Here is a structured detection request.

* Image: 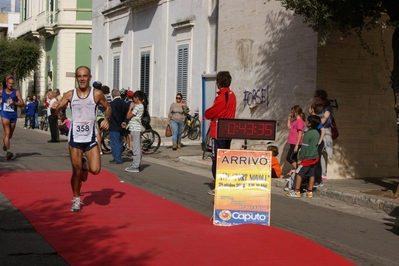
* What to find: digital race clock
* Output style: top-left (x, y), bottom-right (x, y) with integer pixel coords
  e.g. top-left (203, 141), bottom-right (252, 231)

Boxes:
top-left (217, 118), bottom-right (277, 141)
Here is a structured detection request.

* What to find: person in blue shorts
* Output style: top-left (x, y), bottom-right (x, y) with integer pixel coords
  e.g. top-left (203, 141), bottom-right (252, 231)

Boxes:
top-left (1, 74), bottom-right (25, 160)
top-left (52, 66), bottom-right (111, 212)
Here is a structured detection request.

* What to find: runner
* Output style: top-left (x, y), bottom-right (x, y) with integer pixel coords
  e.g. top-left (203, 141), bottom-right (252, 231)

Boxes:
top-left (1, 74), bottom-right (24, 160)
top-left (52, 66), bottom-right (111, 212)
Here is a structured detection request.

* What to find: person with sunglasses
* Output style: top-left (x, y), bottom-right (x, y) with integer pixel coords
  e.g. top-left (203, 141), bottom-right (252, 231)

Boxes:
top-left (167, 93), bottom-right (189, 150)
top-left (1, 74), bottom-right (25, 160)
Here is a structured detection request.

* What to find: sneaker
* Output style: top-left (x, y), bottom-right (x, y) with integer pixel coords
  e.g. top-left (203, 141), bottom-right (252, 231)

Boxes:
top-left (81, 158), bottom-right (88, 182)
top-left (23, 126), bottom-right (27, 129)
top-left (283, 181), bottom-right (290, 191)
top-left (322, 176), bottom-right (327, 182)
top-left (313, 182), bottom-right (324, 188)
top-left (207, 189), bottom-right (215, 196)
top-left (70, 198), bottom-right (81, 212)
top-left (6, 152), bottom-right (13, 160)
top-left (125, 165), bottom-right (140, 173)
top-left (301, 191), bottom-right (314, 198)
top-left (285, 190), bottom-right (300, 198)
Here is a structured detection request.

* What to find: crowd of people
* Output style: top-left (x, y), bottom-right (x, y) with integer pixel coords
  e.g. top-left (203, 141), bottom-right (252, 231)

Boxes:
top-left (0, 69), bottom-right (336, 211)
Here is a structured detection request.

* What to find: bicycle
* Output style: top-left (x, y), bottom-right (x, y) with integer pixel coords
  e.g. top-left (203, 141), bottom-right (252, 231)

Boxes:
top-left (201, 127), bottom-right (212, 159)
top-left (102, 128), bottom-right (161, 155)
top-left (39, 109), bottom-right (49, 131)
top-left (181, 110), bottom-right (201, 140)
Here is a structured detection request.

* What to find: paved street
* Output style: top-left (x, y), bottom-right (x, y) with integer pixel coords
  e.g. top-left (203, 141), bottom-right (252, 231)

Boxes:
top-left (0, 122), bottom-right (398, 265)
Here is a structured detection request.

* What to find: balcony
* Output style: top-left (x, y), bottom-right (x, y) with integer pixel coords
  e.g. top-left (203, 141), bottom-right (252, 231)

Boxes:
top-left (36, 11), bottom-right (56, 36)
top-left (120, 0), bottom-right (159, 8)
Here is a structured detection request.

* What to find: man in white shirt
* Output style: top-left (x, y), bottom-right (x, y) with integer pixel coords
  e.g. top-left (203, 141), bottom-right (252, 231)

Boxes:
top-left (47, 89), bottom-right (60, 143)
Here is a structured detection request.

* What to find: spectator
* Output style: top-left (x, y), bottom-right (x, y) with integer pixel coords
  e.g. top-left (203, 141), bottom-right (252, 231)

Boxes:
top-left (286, 115), bottom-right (321, 198)
top-left (267, 145), bottom-right (281, 178)
top-left (47, 89), bottom-right (60, 143)
top-left (58, 113), bottom-right (71, 136)
top-left (204, 71), bottom-right (237, 196)
top-left (24, 96), bottom-right (36, 129)
top-left (168, 93), bottom-right (189, 150)
top-left (314, 89), bottom-right (333, 182)
top-left (108, 89), bottom-right (129, 164)
top-left (309, 101), bottom-right (326, 187)
top-left (285, 105), bottom-right (305, 171)
top-left (125, 91), bottom-right (145, 173)
top-left (32, 94), bottom-right (39, 128)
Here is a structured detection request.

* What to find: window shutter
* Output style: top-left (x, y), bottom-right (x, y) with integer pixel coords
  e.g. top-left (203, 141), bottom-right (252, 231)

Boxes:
top-left (177, 45), bottom-right (188, 101)
top-left (140, 51), bottom-right (150, 99)
top-left (113, 56), bottom-right (120, 89)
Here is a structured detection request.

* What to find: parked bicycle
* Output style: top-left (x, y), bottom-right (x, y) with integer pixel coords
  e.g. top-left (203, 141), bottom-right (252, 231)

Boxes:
top-left (181, 109), bottom-right (201, 140)
top-left (201, 127), bottom-right (212, 159)
top-left (40, 109), bottom-right (49, 131)
top-left (101, 128), bottom-right (161, 155)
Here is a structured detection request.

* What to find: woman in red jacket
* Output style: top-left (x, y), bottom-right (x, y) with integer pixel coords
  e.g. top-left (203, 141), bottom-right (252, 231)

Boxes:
top-left (204, 71), bottom-right (237, 196)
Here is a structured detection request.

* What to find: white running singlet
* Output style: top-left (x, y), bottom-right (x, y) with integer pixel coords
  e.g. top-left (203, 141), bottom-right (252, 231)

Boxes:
top-left (69, 88), bottom-right (98, 143)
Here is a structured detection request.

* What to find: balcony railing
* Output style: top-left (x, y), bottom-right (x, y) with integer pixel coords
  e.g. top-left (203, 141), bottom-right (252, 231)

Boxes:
top-left (120, 0), bottom-right (159, 8)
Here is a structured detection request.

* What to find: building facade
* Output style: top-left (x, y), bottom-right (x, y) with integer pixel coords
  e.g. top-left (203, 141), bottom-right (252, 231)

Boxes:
top-left (13, 0), bottom-right (92, 102)
top-left (91, 0), bottom-right (218, 123)
top-left (93, 0), bottom-right (396, 179)
top-left (218, 0), bottom-right (396, 179)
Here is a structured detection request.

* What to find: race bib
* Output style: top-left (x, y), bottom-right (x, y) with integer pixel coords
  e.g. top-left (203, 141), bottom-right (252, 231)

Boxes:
top-left (3, 102), bottom-right (14, 112)
top-left (72, 121), bottom-right (94, 142)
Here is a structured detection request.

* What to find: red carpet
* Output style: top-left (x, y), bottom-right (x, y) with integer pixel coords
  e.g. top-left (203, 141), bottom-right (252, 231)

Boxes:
top-left (0, 171), bottom-right (354, 265)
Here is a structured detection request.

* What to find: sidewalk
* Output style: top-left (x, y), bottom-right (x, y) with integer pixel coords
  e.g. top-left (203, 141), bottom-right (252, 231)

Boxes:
top-left (17, 120), bottom-right (399, 220)
top-left (175, 149), bottom-right (399, 220)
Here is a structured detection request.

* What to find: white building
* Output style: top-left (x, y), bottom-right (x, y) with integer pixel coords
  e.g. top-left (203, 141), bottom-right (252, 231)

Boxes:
top-left (13, 0), bottom-right (92, 104)
top-left (91, 0), bottom-right (218, 126)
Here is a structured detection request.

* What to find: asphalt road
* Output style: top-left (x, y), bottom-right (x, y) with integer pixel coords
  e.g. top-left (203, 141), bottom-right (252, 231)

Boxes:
top-left (0, 126), bottom-right (398, 265)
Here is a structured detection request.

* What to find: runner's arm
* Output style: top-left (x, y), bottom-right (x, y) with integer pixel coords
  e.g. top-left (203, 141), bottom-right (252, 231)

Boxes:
top-left (14, 90), bottom-right (25, 107)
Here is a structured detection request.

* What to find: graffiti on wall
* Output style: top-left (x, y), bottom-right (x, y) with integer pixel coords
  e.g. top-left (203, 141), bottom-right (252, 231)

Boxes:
top-left (243, 85), bottom-right (270, 107)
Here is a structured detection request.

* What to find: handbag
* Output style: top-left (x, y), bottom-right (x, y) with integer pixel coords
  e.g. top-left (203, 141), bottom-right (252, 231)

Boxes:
top-left (165, 124), bottom-right (172, 137)
top-left (331, 118), bottom-right (339, 140)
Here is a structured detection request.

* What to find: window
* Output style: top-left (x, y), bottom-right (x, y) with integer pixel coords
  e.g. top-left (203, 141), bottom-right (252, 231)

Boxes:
top-left (140, 51), bottom-right (150, 99)
top-left (113, 56), bottom-right (120, 89)
top-left (177, 45), bottom-right (189, 101)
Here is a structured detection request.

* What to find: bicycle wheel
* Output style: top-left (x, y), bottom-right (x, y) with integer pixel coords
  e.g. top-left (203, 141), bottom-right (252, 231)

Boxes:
top-left (202, 128), bottom-right (212, 159)
top-left (102, 131), bottom-right (111, 151)
top-left (188, 119), bottom-right (201, 140)
top-left (181, 122), bottom-right (189, 139)
top-left (43, 117), bottom-right (49, 131)
top-left (40, 116), bottom-right (45, 130)
top-left (141, 129), bottom-right (161, 155)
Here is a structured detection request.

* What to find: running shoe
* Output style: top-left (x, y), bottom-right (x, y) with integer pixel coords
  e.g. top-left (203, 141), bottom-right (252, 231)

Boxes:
top-left (81, 158), bottom-right (88, 182)
top-left (70, 198), bottom-right (81, 212)
top-left (301, 191), bottom-right (314, 198)
top-left (6, 152), bottom-right (13, 160)
top-left (285, 190), bottom-right (300, 198)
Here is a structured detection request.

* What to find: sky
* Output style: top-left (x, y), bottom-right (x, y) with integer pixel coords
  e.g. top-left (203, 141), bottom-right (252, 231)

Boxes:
top-left (0, 0), bottom-right (20, 13)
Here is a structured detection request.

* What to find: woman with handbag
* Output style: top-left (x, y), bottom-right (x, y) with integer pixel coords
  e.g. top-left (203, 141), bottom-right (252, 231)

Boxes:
top-left (167, 93), bottom-right (188, 150)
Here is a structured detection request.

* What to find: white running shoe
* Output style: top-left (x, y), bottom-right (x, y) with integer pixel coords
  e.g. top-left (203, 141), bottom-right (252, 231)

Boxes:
top-left (70, 198), bottom-right (81, 212)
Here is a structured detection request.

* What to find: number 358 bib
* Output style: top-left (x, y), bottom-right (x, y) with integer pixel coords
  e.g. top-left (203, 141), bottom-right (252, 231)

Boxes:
top-left (72, 121), bottom-right (94, 142)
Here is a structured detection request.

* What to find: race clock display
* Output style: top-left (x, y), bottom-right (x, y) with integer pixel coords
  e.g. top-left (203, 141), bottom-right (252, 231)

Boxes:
top-left (217, 118), bottom-right (276, 141)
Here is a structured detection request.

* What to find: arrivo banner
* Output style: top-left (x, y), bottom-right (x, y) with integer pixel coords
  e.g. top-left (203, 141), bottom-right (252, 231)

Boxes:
top-left (213, 149), bottom-right (272, 226)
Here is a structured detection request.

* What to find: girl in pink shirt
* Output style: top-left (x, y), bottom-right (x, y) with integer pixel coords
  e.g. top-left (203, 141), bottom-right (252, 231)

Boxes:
top-left (285, 105), bottom-right (305, 170)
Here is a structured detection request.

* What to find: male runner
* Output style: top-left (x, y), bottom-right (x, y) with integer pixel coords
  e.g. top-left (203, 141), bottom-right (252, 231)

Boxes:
top-left (52, 66), bottom-right (111, 212)
top-left (1, 74), bottom-right (24, 160)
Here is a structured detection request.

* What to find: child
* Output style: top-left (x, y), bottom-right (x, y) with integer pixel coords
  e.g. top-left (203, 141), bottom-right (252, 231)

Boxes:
top-left (267, 145), bottom-right (281, 178)
top-left (125, 91), bottom-right (145, 173)
top-left (58, 113), bottom-right (71, 136)
top-left (285, 105), bottom-right (305, 170)
top-left (24, 96), bottom-right (36, 129)
top-left (309, 102), bottom-right (326, 187)
top-left (286, 115), bottom-right (321, 198)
